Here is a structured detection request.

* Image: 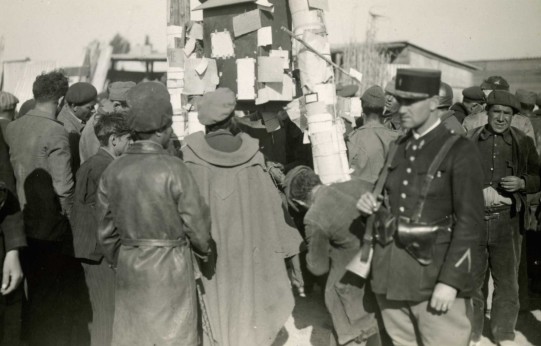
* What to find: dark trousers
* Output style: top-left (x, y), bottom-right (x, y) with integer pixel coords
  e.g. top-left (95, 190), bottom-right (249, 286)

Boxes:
top-left (471, 210), bottom-right (521, 342)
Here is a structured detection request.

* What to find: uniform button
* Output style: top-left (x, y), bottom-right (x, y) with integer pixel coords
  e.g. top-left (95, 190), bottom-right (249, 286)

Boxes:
top-left (399, 206), bottom-right (405, 212)
top-left (406, 168), bottom-right (412, 174)
top-left (401, 193), bottom-right (406, 199)
top-left (409, 156), bottom-right (415, 162)
top-left (490, 167), bottom-right (494, 171)
top-left (412, 145), bottom-right (418, 150)
top-left (489, 182), bottom-right (493, 185)
top-left (403, 180), bottom-right (408, 186)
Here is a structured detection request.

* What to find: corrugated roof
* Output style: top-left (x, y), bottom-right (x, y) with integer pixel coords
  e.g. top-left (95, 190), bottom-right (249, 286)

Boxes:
top-left (194, 0), bottom-right (255, 10)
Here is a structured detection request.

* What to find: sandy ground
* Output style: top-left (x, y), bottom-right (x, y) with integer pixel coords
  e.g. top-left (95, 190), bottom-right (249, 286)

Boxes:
top-left (272, 287), bottom-right (541, 346)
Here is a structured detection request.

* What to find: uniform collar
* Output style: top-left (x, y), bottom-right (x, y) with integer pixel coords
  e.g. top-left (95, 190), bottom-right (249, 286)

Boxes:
top-left (479, 126), bottom-right (513, 145)
top-left (413, 118), bottom-right (441, 139)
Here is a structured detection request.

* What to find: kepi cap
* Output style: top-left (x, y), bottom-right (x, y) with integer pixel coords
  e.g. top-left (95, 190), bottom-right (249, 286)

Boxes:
top-left (390, 69), bottom-right (441, 100)
top-left (126, 81), bottom-right (173, 132)
top-left (65, 82), bottom-right (97, 105)
top-left (462, 86), bottom-right (486, 103)
top-left (0, 91), bottom-right (19, 111)
top-left (361, 85), bottom-right (385, 109)
top-left (487, 90), bottom-right (521, 114)
top-left (197, 88), bottom-right (236, 126)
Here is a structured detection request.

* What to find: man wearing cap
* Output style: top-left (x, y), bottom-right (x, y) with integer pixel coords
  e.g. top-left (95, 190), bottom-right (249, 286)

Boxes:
top-left (96, 82), bottom-right (211, 346)
top-left (463, 76), bottom-right (536, 143)
top-left (382, 78), bottom-right (403, 133)
top-left (450, 86), bottom-right (486, 124)
top-left (346, 85), bottom-right (400, 183)
top-left (182, 88), bottom-right (297, 346)
top-left (467, 90), bottom-right (540, 346)
top-left (357, 69), bottom-right (484, 346)
top-left (0, 91), bottom-right (19, 137)
top-left (57, 82), bottom-right (98, 173)
top-left (79, 81), bottom-right (135, 164)
top-left (438, 82), bottom-right (466, 135)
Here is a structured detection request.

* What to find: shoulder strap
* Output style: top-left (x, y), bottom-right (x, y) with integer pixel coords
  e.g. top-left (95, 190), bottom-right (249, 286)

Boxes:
top-left (411, 135), bottom-right (461, 223)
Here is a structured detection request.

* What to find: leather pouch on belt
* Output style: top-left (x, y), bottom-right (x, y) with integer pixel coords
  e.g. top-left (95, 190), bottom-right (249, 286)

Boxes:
top-left (373, 206), bottom-right (397, 246)
top-left (396, 217), bottom-right (440, 265)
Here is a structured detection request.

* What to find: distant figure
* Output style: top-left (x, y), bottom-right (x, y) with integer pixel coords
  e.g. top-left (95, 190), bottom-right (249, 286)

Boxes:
top-left (347, 85), bottom-right (399, 183)
top-left (438, 82), bottom-right (466, 135)
top-left (57, 82), bottom-right (97, 174)
top-left (97, 82), bottom-right (211, 346)
top-left (182, 88), bottom-right (297, 346)
top-left (382, 78), bottom-right (403, 133)
top-left (71, 114), bottom-right (132, 346)
top-left (450, 86), bottom-right (486, 124)
top-left (0, 92), bottom-right (19, 138)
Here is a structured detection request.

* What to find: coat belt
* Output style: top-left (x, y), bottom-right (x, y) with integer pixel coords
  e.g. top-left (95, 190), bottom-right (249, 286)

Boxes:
top-left (120, 238), bottom-right (187, 247)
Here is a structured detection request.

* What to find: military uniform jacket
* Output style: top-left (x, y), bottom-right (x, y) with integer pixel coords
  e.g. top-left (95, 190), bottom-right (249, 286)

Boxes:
top-left (371, 123), bottom-right (485, 301)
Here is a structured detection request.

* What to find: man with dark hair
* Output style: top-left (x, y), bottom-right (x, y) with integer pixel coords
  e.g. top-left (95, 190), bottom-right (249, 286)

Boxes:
top-left (57, 82), bottom-right (98, 173)
top-left (284, 166), bottom-right (380, 346)
top-left (357, 69), bottom-right (485, 346)
top-left (71, 114), bottom-right (131, 346)
top-left (463, 76), bottom-right (536, 143)
top-left (347, 85), bottom-right (399, 183)
top-left (467, 90), bottom-right (540, 346)
top-left (437, 82), bottom-right (466, 135)
top-left (97, 82), bottom-right (211, 346)
top-left (450, 86), bottom-right (486, 124)
top-left (5, 70), bottom-right (82, 346)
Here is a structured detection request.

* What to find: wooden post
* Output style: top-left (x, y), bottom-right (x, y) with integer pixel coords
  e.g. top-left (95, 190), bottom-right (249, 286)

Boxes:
top-left (166, 0), bottom-right (190, 139)
top-left (288, 0), bottom-right (350, 184)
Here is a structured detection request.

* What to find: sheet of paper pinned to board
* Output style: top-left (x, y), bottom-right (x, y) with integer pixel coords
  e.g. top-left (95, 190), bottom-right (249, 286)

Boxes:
top-left (188, 23), bottom-right (204, 40)
top-left (183, 58), bottom-right (219, 95)
top-left (195, 58), bottom-right (209, 75)
top-left (257, 27), bottom-right (272, 47)
top-left (184, 37), bottom-right (197, 56)
top-left (166, 25), bottom-right (183, 49)
top-left (269, 50), bottom-right (289, 69)
top-left (236, 58), bottom-right (256, 100)
top-left (308, 0), bottom-right (329, 11)
top-left (256, 74), bottom-right (294, 103)
top-left (211, 31), bottom-right (235, 59)
top-left (169, 88), bottom-right (183, 112)
top-left (232, 9), bottom-right (262, 37)
top-left (257, 56), bottom-right (284, 83)
top-left (256, 0), bottom-right (274, 13)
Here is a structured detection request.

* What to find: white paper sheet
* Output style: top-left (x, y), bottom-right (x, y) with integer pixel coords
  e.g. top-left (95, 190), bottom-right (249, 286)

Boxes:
top-left (211, 31), bottom-right (235, 59)
top-left (257, 27), bottom-right (273, 47)
top-left (232, 9), bottom-right (262, 37)
top-left (236, 58), bottom-right (256, 100)
top-left (257, 56), bottom-right (284, 83)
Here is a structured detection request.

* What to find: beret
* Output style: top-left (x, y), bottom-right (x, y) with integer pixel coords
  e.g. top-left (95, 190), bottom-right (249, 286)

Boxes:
top-left (486, 90), bottom-right (521, 114)
top-left (0, 92), bottom-right (19, 111)
top-left (515, 89), bottom-right (536, 106)
top-left (65, 82), bottom-right (98, 105)
top-left (480, 76), bottom-right (509, 91)
top-left (438, 82), bottom-right (453, 109)
top-left (462, 86), bottom-right (486, 103)
top-left (197, 88), bottom-right (236, 126)
top-left (126, 81), bottom-right (173, 132)
top-left (391, 69), bottom-right (441, 99)
top-left (361, 85), bottom-right (385, 109)
top-left (336, 84), bottom-right (359, 98)
top-left (108, 81), bottom-right (136, 102)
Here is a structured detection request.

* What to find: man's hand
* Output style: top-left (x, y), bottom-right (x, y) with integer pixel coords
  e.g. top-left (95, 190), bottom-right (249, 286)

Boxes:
top-left (356, 192), bottom-right (379, 215)
top-left (430, 282), bottom-right (457, 313)
top-left (500, 176), bottom-right (525, 192)
top-left (1, 250), bottom-right (23, 295)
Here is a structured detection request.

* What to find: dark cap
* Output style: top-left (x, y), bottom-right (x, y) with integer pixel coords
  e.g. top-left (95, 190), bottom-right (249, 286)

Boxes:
top-left (0, 91), bottom-right (19, 111)
top-left (487, 90), bottom-right (521, 114)
top-left (438, 82), bottom-right (453, 109)
top-left (515, 89), bottom-right (536, 106)
top-left (197, 88), bottom-right (236, 126)
top-left (361, 85), bottom-right (385, 109)
top-left (65, 82), bottom-right (98, 105)
top-left (108, 81), bottom-right (136, 102)
top-left (126, 82), bottom-right (173, 132)
top-left (336, 84), bottom-right (359, 98)
top-left (391, 69), bottom-right (441, 99)
top-left (480, 76), bottom-right (509, 91)
top-left (462, 86), bottom-right (486, 103)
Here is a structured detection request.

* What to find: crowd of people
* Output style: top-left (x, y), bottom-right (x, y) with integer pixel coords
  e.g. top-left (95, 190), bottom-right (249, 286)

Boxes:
top-left (0, 66), bottom-right (538, 346)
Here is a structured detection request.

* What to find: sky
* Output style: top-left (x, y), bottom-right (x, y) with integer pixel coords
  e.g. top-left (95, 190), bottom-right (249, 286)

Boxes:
top-left (1, 0), bottom-right (541, 66)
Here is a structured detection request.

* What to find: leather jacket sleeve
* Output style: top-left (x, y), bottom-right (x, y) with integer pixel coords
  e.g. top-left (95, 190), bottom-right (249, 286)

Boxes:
top-left (47, 132), bottom-right (75, 216)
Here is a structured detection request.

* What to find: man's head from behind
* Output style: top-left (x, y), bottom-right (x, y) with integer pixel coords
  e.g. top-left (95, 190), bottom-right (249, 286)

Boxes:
top-left (284, 166), bottom-right (322, 211)
top-left (32, 70), bottom-right (69, 106)
top-left (0, 92), bottom-right (19, 120)
top-left (486, 90), bottom-right (520, 134)
top-left (361, 85), bottom-right (385, 119)
top-left (95, 113), bottom-right (132, 157)
top-left (515, 89), bottom-right (536, 116)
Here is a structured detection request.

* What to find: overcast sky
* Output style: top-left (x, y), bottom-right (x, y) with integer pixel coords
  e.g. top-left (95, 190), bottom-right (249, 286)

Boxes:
top-left (1, 0), bottom-right (540, 66)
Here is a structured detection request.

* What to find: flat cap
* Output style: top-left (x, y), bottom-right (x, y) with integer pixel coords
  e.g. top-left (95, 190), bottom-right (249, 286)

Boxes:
top-left (361, 85), bottom-right (385, 109)
top-left (197, 88), bottom-right (236, 126)
top-left (438, 82), bottom-right (453, 109)
top-left (480, 76), bottom-right (509, 91)
top-left (65, 82), bottom-right (97, 105)
top-left (487, 90), bottom-right (521, 114)
top-left (0, 92), bottom-right (19, 111)
top-left (108, 81), bottom-right (136, 102)
top-left (462, 86), bottom-right (486, 103)
top-left (126, 81), bottom-right (173, 132)
top-left (515, 89), bottom-right (536, 106)
top-left (391, 69), bottom-right (441, 99)
top-left (336, 84), bottom-right (359, 98)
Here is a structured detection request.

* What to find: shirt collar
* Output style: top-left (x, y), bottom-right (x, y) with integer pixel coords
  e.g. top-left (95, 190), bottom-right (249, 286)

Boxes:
top-left (413, 118), bottom-right (441, 139)
top-left (479, 126), bottom-right (513, 145)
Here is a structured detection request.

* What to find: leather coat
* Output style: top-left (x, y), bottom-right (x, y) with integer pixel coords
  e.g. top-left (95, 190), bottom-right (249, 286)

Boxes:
top-left (97, 140), bottom-right (211, 346)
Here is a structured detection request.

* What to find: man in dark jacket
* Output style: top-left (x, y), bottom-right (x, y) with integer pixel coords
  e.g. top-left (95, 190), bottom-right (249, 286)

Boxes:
top-left (71, 114), bottom-right (131, 346)
top-left (357, 69), bottom-right (485, 346)
top-left (96, 82), bottom-right (211, 346)
top-left (467, 90), bottom-right (540, 346)
top-left (284, 166), bottom-right (380, 346)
